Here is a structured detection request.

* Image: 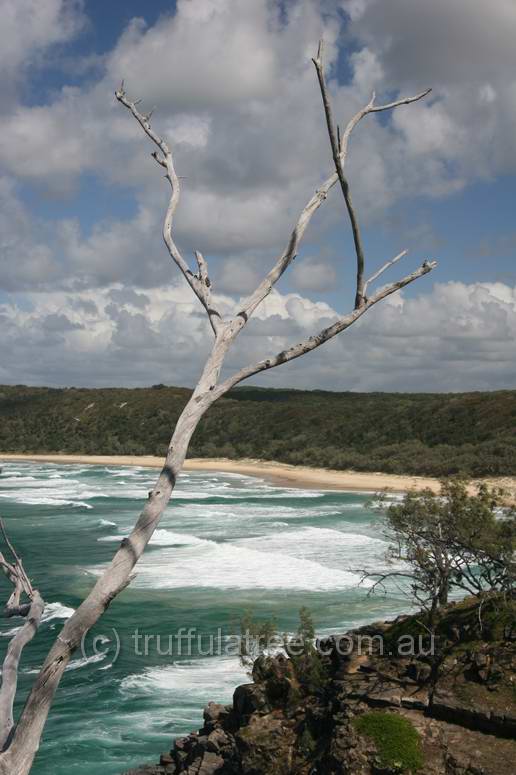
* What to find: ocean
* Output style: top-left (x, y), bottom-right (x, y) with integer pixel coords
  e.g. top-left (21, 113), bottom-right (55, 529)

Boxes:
top-left (0, 461), bottom-right (409, 774)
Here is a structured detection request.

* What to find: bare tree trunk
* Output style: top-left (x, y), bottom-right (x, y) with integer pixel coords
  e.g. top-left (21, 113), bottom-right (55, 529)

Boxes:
top-left (0, 593), bottom-right (44, 752)
top-left (0, 336), bottom-right (232, 774)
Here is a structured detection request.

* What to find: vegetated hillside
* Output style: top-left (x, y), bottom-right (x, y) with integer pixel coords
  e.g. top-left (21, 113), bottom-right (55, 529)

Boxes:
top-left (0, 384), bottom-right (515, 476)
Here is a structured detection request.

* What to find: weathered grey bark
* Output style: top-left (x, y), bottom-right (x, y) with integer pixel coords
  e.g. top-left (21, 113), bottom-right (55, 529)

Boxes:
top-left (0, 341), bottom-right (229, 774)
top-left (313, 40), bottom-right (367, 309)
top-left (0, 42), bottom-right (437, 774)
top-left (0, 523), bottom-right (45, 752)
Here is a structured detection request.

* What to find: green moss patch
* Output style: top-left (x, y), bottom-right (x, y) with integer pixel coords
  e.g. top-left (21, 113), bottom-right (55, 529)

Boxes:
top-left (353, 712), bottom-right (424, 773)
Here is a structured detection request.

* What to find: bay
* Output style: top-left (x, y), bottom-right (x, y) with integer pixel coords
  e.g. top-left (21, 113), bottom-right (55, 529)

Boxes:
top-left (0, 461), bottom-right (408, 774)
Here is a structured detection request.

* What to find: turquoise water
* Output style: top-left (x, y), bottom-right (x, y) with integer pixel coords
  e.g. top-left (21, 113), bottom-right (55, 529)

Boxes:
top-left (0, 462), bottom-right (408, 774)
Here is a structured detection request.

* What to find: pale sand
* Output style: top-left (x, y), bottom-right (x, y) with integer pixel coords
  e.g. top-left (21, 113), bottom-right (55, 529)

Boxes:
top-left (2, 453), bottom-right (516, 499)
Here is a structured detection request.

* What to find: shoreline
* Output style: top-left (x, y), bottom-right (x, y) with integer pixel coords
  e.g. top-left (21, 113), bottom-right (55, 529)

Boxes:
top-left (2, 453), bottom-right (516, 498)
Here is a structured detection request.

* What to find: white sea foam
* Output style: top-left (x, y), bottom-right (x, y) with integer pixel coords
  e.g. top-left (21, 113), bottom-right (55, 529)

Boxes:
top-left (0, 602), bottom-right (73, 638)
top-left (0, 459), bottom-right (416, 769)
top-left (93, 532), bottom-right (363, 591)
top-left (1, 464), bottom-right (150, 504)
top-left (176, 486), bottom-right (327, 501)
top-left (0, 479), bottom-right (139, 506)
top-left (66, 653), bottom-right (107, 671)
top-left (3, 461), bottom-right (388, 597)
top-left (0, 476), bottom-right (80, 489)
top-left (0, 493), bottom-right (93, 508)
top-left (0, 625), bottom-right (22, 637)
top-left (240, 526), bottom-right (384, 550)
top-left (97, 534), bottom-right (124, 543)
top-left (150, 529), bottom-right (208, 546)
top-left (108, 469), bottom-right (142, 477)
top-left (98, 529), bottom-right (208, 546)
top-left (237, 527), bottom-right (387, 573)
top-left (120, 656), bottom-right (247, 698)
top-left (0, 463), bottom-right (360, 516)
top-left (165, 501), bottom-right (346, 531)
top-left (0, 475), bottom-right (39, 484)
top-left (42, 602), bottom-right (75, 623)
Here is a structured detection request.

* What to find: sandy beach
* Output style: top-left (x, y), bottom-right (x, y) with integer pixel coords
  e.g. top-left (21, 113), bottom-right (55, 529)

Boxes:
top-left (2, 453), bottom-right (516, 499)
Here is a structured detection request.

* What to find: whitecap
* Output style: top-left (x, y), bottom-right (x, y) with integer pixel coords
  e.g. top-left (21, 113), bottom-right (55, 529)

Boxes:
top-left (237, 527), bottom-right (387, 573)
top-left (98, 529), bottom-right (207, 547)
top-left (42, 602), bottom-right (75, 623)
top-left (0, 602), bottom-right (74, 638)
top-left (0, 475), bottom-right (38, 484)
top-left (120, 656), bottom-right (247, 698)
top-left (149, 529), bottom-right (209, 546)
top-left (66, 652), bottom-right (107, 671)
top-left (0, 625), bottom-right (22, 637)
top-left (0, 492), bottom-right (93, 508)
top-left (93, 536), bottom-right (363, 591)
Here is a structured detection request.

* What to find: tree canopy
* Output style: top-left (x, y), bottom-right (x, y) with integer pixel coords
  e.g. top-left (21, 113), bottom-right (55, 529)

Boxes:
top-left (1, 384), bottom-right (515, 477)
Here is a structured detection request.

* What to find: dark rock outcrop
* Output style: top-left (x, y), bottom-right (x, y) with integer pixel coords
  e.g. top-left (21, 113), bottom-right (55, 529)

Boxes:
top-left (124, 595), bottom-right (516, 775)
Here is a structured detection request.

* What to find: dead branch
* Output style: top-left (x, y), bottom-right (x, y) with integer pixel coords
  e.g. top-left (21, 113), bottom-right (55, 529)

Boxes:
top-left (312, 40), bottom-right (367, 308)
top-left (232, 82), bottom-right (430, 331)
top-left (0, 521), bottom-right (44, 751)
top-left (339, 87), bottom-right (432, 164)
top-left (215, 259), bottom-right (436, 394)
top-left (363, 250), bottom-right (408, 297)
top-left (115, 86), bottom-right (222, 335)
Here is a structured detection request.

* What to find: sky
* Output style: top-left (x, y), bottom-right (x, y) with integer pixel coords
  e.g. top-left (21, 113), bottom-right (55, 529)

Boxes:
top-left (1, 0), bottom-right (515, 393)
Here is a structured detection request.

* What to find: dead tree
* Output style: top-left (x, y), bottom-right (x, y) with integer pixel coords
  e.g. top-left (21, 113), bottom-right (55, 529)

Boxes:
top-left (0, 522), bottom-right (44, 753)
top-left (0, 42), bottom-right (436, 774)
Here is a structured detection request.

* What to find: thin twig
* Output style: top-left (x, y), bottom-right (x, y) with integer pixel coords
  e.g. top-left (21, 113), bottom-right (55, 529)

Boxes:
top-left (363, 250), bottom-right (408, 297)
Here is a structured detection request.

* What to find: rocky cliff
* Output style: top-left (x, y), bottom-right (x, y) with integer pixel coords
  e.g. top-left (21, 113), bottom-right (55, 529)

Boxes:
top-left (124, 595), bottom-right (516, 775)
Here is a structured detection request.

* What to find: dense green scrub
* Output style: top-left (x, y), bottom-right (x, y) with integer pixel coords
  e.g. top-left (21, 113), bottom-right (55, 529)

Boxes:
top-left (1, 384), bottom-right (515, 476)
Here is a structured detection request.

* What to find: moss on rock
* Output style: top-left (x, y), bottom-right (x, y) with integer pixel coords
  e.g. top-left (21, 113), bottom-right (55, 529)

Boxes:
top-left (353, 711), bottom-right (424, 773)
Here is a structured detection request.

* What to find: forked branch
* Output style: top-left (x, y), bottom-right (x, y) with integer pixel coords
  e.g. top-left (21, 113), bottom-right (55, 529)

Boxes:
top-left (232, 55), bottom-right (431, 333)
top-left (0, 521), bottom-right (44, 751)
top-left (312, 40), bottom-right (430, 309)
top-left (339, 87), bottom-right (432, 164)
top-left (215, 259), bottom-right (436, 394)
top-left (218, 41), bottom-right (435, 389)
top-left (115, 85), bottom-right (222, 334)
